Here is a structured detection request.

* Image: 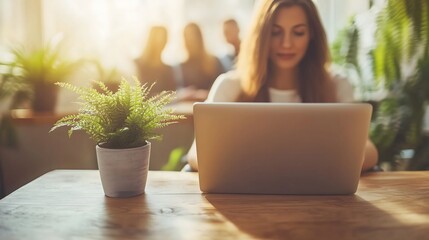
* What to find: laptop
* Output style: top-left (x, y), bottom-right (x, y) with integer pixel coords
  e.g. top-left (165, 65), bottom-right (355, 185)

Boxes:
top-left (193, 102), bottom-right (372, 195)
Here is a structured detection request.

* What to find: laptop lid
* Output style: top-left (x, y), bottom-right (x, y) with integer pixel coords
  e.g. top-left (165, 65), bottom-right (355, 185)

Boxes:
top-left (193, 102), bottom-right (372, 195)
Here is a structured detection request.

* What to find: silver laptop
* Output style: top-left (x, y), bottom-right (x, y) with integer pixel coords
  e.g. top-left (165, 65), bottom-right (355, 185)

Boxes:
top-left (193, 102), bottom-right (372, 195)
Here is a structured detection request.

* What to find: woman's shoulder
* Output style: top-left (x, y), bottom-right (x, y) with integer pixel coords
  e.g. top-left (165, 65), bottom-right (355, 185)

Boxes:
top-left (329, 72), bottom-right (355, 103)
top-left (216, 70), bottom-right (241, 84)
top-left (206, 71), bottom-right (242, 102)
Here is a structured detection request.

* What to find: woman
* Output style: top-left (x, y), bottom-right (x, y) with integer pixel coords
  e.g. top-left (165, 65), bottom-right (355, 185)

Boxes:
top-left (187, 0), bottom-right (378, 171)
top-left (176, 23), bottom-right (225, 102)
top-left (135, 26), bottom-right (177, 95)
top-left (220, 18), bottom-right (241, 71)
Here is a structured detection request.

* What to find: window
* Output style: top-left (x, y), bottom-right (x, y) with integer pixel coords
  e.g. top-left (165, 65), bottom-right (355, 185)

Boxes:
top-left (22, 0), bottom-right (253, 74)
top-left (1, 1), bottom-right (371, 70)
top-left (1, 0), bottom-right (373, 111)
top-left (314, 0), bottom-right (370, 42)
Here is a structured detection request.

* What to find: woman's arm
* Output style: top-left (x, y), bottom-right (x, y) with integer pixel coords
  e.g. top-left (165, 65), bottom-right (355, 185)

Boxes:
top-left (186, 72), bottom-right (241, 171)
top-left (331, 75), bottom-right (379, 171)
top-left (190, 139), bottom-right (379, 172)
top-left (362, 139), bottom-right (378, 171)
top-left (187, 141), bottom-right (198, 170)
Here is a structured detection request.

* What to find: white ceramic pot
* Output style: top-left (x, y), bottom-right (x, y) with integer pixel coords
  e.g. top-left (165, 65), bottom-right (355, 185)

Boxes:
top-left (96, 142), bottom-right (151, 198)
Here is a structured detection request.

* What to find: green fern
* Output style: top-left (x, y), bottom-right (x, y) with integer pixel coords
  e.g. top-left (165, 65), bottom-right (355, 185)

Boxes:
top-left (50, 77), bottom-right (185, 149)
top-left (1, 43), bottom-right (82, 85)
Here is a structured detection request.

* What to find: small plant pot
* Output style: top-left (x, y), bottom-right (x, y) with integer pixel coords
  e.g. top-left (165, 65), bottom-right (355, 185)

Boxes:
top-left (32, 83), bottom-right (59, 113)
top-left (96, 142), bottom-right (151, 198)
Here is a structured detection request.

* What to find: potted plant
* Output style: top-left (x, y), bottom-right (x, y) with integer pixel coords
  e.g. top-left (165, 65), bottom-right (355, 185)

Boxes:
top-left (90, 60), bottom-right (121, 93)
top-left (50, 77), bottom-right (184, 197)
top-left (331, 0), bottom-right (429, 170)
top-left (0, 43), bottom-right (82, 112)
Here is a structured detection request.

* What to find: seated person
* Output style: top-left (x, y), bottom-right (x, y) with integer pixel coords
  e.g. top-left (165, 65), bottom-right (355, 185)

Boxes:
top-left (219, 18), bottom-right (241, 71)
top-left (135, 26), bottom-right (177, 95)
top-left (186, 0), bottom-right (378, 172)
top-left (174, 23), bottom-right (225, 102)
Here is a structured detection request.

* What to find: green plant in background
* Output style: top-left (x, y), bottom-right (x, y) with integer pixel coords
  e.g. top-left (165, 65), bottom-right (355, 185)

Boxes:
top-left (1, 44), bottom-right (81, 84)
top-left (331, 17), bottom-right (361, 78)
top-left (331, 14), bottom-right (382, 102)
top-left (0, 71), bottom-right (27, 101)
top-left (161, 147), bottom-right (187, 171)
top-left (50, 77), bottom-right (185, 149)
top-left (0, 66), bottom-right (23, 148)
top-left (0, 42), bottom-right (83, 111)
top-left (332, 0), bottom-right (429, 170)
top-left (0, 52), bottom-right (24, 199)
top-left (91, 60), bottom-right (121, 93)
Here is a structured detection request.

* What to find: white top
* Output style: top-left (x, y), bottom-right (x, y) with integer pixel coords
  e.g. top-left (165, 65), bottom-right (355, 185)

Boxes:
top-left (188, 71), bottom-right (360, 172)
top-left (206, 71), bottom-right (354, 103)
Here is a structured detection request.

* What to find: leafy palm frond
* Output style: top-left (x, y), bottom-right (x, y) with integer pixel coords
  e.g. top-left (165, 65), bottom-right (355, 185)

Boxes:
top-left (331, 17), bottom-right (360, 74)
top-left (371, 0), bottom-right (429, 169)
top-left (50, 77), bottom-right (185, 149)
top-left (332, 0), bottom-right (429, 169)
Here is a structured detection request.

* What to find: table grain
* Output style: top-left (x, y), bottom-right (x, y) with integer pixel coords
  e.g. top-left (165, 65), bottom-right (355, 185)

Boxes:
top-left (0, 170), bottom-right (428, 240)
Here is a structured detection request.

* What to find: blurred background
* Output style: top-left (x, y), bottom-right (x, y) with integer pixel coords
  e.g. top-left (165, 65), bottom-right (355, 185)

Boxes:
top-left (0, 0), bottom-right (428, 198)
top-left (0, 0), bottom-right (369, 77)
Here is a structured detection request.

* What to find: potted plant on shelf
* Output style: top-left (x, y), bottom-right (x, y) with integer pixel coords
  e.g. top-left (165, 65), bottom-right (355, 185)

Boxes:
top-left (0, 43), bottom-right (82, 112)
top-left (91, 60), bottom-right (121, 93)
top-left (50, 77), bottom-right (184, 197)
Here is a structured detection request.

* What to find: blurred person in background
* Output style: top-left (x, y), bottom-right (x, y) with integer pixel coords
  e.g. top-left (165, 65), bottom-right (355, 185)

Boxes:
top-left (135, 26), bottom-right (177, 96)
top-left (219, 18), bottom-right (241, 71)
top-left (174, 22), bottom-right (225, 102)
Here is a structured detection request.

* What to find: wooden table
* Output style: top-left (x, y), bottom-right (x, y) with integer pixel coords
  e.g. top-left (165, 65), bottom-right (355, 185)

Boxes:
top-left (0, 170), bottom-right (428, 240)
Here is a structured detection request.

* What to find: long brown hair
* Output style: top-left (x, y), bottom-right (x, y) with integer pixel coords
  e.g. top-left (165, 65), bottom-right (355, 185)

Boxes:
top-left (139, 26), bottom-right (168, 66)
top-left (184, 23), bottom-right (219, 76)
top-left (236, 0), bottom-right (335, 102)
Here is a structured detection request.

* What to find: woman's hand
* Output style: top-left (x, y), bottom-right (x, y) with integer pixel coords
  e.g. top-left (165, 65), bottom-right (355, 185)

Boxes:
top-left (362, 139), bottom-right (379, 172)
